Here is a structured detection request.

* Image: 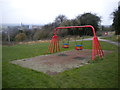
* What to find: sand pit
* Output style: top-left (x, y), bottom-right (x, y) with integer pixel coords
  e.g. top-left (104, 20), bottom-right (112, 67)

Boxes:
top-left (11, 49), bottom-right (112, 75)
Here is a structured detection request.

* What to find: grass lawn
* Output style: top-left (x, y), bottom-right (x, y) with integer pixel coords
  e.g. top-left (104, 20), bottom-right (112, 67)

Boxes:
top-left (2, 40), bottom-right (118, 88)
top-left (100, 35), bottom-right (120, 42)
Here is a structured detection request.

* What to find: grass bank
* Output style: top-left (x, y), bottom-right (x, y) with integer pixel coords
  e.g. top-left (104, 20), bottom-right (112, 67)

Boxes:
top-left (2, 41), bottom-right (118, 88)
top-left (101, 35), bottom-right (120, 42)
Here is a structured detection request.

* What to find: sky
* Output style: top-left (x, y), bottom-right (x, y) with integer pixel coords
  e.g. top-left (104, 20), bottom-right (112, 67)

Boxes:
top-left (1, 0), bottom-right (119, 25)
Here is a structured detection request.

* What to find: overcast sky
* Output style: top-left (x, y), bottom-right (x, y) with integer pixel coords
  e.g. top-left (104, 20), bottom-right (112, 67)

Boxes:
top-left (1, 0), bottom-right (119, 25)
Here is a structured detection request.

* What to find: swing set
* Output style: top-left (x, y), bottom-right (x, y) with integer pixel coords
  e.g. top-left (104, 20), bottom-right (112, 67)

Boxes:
top-left (61, 27), bottom-right (84, 50)
top-left (47, 25), bottom-right (104, 60)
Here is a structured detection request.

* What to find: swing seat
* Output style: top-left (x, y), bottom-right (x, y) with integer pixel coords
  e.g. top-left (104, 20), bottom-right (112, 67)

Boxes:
top-left (62, 43), bottom-right (69, 48)
top-left (75, 45), bottom-right (83, 50)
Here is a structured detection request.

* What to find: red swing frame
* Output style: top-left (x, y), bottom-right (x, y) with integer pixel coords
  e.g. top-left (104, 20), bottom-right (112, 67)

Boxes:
top-left (47, 25), bottom-right (104, 60)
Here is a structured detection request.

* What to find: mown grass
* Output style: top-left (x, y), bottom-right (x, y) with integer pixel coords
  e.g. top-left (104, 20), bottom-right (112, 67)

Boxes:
top-left (101, 35), bottom-right (120, 42)
top-left (2, 40), bottom-right (118, 88)
top-left (53, 51), bottom-right (118, 88)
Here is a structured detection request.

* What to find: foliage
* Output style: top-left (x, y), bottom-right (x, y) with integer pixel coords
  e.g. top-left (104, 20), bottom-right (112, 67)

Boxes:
top-left (15, 33), bottom-right (26, 41)
top-left (24, 29), bottom-right (33, 40)
top-left (112, 7), bottom-right (120, 35)
top-left (33, 30), bottom-right (50, 40)
top-left (59, 13), bottom-right (101, 36)
top-left (77, 13), bottom-right (101, 31)
top-left (96, 31), bottom-right (103, 36)
top-left (54, 14), bottom-right (67, 26)
top-left (2, 28), bottom-right (19, 42)
top-left (116, 35), bottom-right (120, 42)
top-left (2, 13), bottom-right (101, 42)
top-left (2, 32), bottom-right (8, 41)
top-left (101, 25), bottom-right (113, 31)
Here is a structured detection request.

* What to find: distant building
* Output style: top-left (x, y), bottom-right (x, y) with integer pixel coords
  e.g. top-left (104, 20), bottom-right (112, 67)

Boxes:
top-left (32, 25), bottom-right (42, 29)
top-left (28, 25), bottom-right (33, 29)
top-left (19, 23), bottom-right (29, 30)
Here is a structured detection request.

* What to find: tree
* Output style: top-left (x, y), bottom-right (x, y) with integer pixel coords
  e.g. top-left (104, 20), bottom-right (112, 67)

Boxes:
top-left (112, 7), bottom-right (120, 35)
top-left (76, 13), bottom-right (101, 31)
top-left (15, 33), bottom-right (26, 41)
top-left (54, 15), bottom-right (67, 26)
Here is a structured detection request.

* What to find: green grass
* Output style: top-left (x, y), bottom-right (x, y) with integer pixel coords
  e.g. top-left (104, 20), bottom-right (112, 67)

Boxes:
top-left (53, 52), bottom-right (118, 88)
top-left (101, 35), bottom-right (119, 42)
top-left (2, 41), bottom-right (118, 88)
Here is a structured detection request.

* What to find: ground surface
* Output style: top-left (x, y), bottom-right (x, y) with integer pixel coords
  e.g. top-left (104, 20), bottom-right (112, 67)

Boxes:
top-left (3, 40), bottom-right (118, 88)
top-left (11, 49), bottom-right (112, 75)
top-left (76, 37), bottom-right (120, 46)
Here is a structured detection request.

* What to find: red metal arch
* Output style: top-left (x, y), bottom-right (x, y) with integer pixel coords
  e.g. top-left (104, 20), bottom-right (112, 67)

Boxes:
top-left (54, 25), bottom-right (96, 37)
top-left (47, 25), bottom-right (104, 60)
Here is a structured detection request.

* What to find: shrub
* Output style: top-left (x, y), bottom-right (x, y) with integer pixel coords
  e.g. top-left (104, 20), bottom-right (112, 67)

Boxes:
top-left (116, 35), bottom-right (120, 42)
top-left (15, 33), bottom-right (26, 41)
top-left (96, 31), bottom-right (102, 36)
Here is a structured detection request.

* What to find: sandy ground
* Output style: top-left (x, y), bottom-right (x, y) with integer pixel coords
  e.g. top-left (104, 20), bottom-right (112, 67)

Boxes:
top-left (11, 49), bottom-right (113, 75)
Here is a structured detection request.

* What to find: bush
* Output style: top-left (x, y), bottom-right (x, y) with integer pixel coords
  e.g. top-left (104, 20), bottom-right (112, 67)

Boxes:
top-left (15, 33), bottom-right (26, 41)
top-left (96, 31), bottom-right (102, 36)
top-left (116, 35), bottom-right (120, 42)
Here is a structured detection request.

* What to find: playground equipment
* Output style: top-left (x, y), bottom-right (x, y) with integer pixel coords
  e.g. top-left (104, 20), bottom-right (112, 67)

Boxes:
top-left (62, 43), bottom-right (69, 48)
top-left (74, 31), bottom-right (84, 50)
top-left (75, 45), bottom-right (83, 50)
top-left (47, 25), bottom-right (104, 60)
